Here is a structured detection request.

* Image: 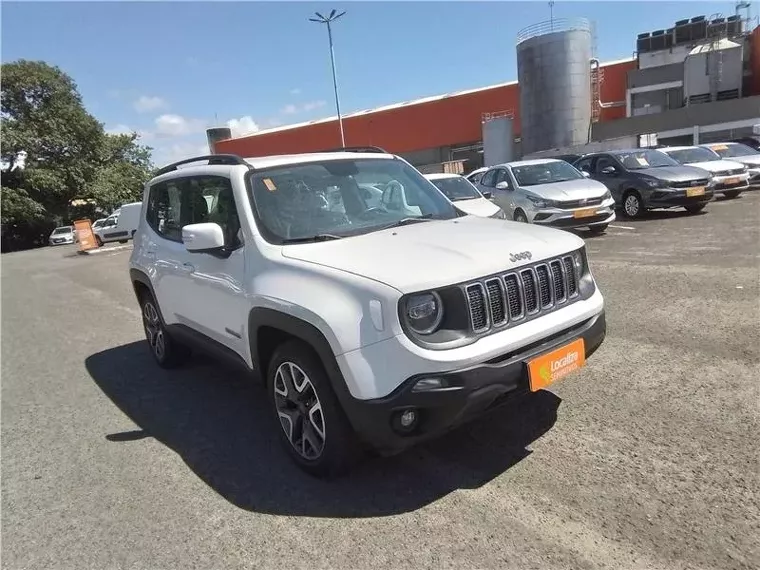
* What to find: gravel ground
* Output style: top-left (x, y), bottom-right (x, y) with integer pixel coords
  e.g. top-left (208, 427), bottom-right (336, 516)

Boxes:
top-left (2, 193), bottom-right (759, 570)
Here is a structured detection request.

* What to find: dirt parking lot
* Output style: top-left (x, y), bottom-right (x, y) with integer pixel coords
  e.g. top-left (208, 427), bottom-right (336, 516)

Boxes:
top-left (2, 194), bottom-right (759, 570)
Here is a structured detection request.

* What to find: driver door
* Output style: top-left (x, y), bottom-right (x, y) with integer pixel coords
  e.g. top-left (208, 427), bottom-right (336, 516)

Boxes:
top-left (492, 168), bottom-right (517, 216)
top-left (594, 155), bottom-right (626, 203)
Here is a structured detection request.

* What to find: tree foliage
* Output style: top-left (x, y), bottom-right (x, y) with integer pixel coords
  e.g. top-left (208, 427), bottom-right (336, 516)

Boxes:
top-left (1, 60), bottom-right (154, 251)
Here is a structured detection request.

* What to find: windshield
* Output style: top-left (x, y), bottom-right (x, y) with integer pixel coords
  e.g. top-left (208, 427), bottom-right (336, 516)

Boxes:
top-left (613, 150), bottom-right (679, 170)
top-left (511, 161), bottom-right (584, 186)
top-left (52, 227), bottom-right (71, 235)
top-left (428, 176), bottom-right (482, 201)
top-left (247, 158), bottom-right (457, 243)
top-left (707, 143), bottom-right (759, 158)
top-left (664, 147), bottom-right (720, 164)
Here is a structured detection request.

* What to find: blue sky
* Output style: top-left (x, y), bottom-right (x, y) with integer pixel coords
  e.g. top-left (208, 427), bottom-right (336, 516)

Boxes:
top-left (2, 1), bottom-right (740, 165)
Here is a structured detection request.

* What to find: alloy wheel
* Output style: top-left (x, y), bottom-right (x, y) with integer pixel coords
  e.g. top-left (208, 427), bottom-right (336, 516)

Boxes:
top-left (142, 300), bottom-right (165, 361)
top-left (624, 195), bottom-right (640, 217)
top-left (273, 362), bottom-right (326, 460)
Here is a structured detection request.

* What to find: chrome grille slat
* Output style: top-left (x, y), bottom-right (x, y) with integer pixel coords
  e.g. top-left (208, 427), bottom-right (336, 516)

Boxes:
top-left (485, 278), bottom-right (507, 326)
top-left (465, 283), bottom-right (489, 333)
top-left (463, 253), bottom-right (583, 335)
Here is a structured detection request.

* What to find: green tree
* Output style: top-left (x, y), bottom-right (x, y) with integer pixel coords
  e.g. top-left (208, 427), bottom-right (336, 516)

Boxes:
top-left (1, 60), bottom-right (154, 251)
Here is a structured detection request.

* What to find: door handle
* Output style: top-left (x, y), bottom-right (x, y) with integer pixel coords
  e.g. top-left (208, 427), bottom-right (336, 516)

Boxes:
top-left (181, 262), bottom-right (195, 273)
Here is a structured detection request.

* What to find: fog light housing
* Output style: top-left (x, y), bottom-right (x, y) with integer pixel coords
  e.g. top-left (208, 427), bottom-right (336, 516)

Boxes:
top-left (412, 377), bottom-right (448, 392)
top-left (391, 408), bottom-right (419, 434)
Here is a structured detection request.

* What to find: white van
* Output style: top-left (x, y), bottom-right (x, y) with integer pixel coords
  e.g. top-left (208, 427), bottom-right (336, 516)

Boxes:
top-left (93, 202), bottom-right (142, 246)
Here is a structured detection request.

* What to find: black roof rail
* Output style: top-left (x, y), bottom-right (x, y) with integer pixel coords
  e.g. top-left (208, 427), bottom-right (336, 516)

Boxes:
top-left (316, 146), bottom-right (389, 154)
top-left (155, 154), bottom-right (251, 177)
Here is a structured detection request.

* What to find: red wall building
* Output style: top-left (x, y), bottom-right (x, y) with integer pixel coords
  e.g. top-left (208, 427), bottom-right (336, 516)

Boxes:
top-left (215, 58), bottom-right (637, 158)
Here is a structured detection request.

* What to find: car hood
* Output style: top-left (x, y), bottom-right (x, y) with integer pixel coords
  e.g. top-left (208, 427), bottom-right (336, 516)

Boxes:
top-left (452, 197), bottom-right (501, 217)
top-left (732, 155), bottom-right (760, 167)
top-left (281, 216), bottom-right (584, 294)
top-left (684, 159), bottom-right (747, 173)
top-left (635, 165), bottom-right (711, 181)
top-left (520, 178), bottom-right (609, 200)
top-left (50, 233), bottom-right (72, 239)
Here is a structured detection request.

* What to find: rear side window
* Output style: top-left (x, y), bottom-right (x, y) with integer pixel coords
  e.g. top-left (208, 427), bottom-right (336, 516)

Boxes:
top-left (146, 181), bottom-right (183, 242)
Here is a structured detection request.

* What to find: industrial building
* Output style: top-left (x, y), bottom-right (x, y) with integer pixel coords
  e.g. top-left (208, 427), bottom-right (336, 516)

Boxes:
top-left (210, 10), bottom-right (760, 172)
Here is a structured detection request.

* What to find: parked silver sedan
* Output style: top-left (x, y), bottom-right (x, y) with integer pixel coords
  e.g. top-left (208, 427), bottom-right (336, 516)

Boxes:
top-left (476, 158), bottom-right (616, 233)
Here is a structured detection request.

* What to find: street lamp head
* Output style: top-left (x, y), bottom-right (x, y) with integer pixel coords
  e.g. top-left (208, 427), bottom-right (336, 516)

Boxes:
top-left (309, 10), bottom-right (345, 23)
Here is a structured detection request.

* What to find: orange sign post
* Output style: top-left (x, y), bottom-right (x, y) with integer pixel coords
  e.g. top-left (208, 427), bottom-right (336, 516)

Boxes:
top-left (74, 219), bottom-right (98, 252)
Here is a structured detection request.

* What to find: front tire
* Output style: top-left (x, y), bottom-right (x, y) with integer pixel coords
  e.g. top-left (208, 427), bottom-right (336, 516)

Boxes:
top-left (514, 210), bottom-right (529, 223)
top-left (589, 224), bottom-right (608, 235)
top-left (140, 293), bottom-right (190, 368)
top-left (622, 191), bottom-right (644, 218)
top-left (685, 204), bottom-right (707, 214)
top-left (723, 190), bottom-right (741, 199)
top-left (267, 339), bottom-right (361, 478)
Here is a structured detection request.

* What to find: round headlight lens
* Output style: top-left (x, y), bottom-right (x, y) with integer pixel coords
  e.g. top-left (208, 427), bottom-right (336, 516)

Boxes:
top-left (404, 292), bottom-right (443, 334)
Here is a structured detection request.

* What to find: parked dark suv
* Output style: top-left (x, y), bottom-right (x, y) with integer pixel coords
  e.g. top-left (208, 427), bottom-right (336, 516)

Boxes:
top-left (573, 149), bottom-right (714, 218)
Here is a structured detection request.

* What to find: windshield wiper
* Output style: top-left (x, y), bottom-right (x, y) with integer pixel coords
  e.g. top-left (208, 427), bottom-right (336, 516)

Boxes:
top-left (380, 214), bottom-right (435, 230)
top-left (282, 233), bottom-right (343, 244)
top-left (450, 196), bottom-right (478, 202)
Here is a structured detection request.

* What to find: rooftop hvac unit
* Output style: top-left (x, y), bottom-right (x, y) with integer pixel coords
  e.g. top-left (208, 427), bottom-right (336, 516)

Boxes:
top-left (708, 18), bottom-right (727, 38)
top-left (665, 27), bottom-right (675, 48)
top-left (727, 15), bottom-right (742, 36)
top-left (637, 32), bottom-right (651, 53)
top-left (651, 29), bottom-right (667, 50)
top-left (690, 16), bottom-right (707, 41)
top-left (675, 20), bottom-right (691, 44)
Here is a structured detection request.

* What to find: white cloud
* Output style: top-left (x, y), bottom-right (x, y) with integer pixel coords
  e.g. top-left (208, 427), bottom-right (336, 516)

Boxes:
top-left (154, 114), bottom-right (207, 138)
top-left (153, 142), bottom-right (211, 168)
top-left (280, 100), bottom-right (326, 115)
top-left (226, 116), bottom-right (259, 137)
top-left (134, 95), bottom-right (167, 113)
top-left (290, 88), bottom-right (301, 95)
top-left (302, 100), bottom-right (326, 112)
top-left (106, 124), bottom-right (134, 135)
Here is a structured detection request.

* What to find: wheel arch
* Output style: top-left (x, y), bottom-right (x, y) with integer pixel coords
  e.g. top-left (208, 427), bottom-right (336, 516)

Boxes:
top-left (248, 307), bottom-right (352, 405)
top-left (129, 269), bottom-right (166, 323)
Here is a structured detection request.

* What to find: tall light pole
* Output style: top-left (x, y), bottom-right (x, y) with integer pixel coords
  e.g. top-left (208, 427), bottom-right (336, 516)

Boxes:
top-left (310, 10), bottom-right (346, 147)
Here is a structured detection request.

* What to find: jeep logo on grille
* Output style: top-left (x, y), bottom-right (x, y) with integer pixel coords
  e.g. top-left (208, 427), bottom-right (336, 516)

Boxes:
top-left (509, 251), bottom-right (532, 262)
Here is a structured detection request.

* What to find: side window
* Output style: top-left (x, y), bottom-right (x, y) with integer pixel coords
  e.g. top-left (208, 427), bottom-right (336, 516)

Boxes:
top-left (481, 169), bottom-right (497, 187)
top-left (576, 158), bottom-right (593, 173)
top-left (146, 181), bottom-right (183, 242)
top-left (185, 176), bottom-right (243, 248)
top-left (595, 156), bottom-right (618, 174)
top-left (469, 172), bottom-right (484, 185)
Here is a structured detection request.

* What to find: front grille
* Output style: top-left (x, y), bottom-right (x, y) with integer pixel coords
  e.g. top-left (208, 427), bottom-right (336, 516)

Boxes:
top-left (671, 178), bottom-right (710, 189)
top-left (464, 254), bottom-right (581, 335)
top-left (558, 197), bottom-right (603, 209)
top-left (715, 168), bottom-right (745, 177)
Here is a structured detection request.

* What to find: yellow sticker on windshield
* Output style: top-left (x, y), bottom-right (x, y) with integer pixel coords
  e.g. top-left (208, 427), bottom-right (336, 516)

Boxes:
top-left (636, 157), bottom-right (649, 166)
top-left (263, 178), bottom-right (277, 192)
top-left (710, 144), bottom-right (728, 151)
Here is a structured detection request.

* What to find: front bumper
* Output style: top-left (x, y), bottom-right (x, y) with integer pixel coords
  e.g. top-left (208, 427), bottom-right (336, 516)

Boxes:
top-left (712, 173), bottom-right (750, 193)
top-left (645, 187), bottom-right (714, 208)
top-left (340, 310), bottom-right (606, 455)
top-left (531, 199), bottom-right (616, 228)
top-left (49, 238), bottom-right (74, 245)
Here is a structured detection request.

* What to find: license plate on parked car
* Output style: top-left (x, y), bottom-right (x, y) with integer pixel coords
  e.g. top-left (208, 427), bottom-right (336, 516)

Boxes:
top-left (573, 208), bottom-right (596, 219)
top-left (724, 177), bottom-right (740, 185)
top-left (686, 186), bottom-right (705, 197)
top-left (527, 338), bottom-right (586, 391)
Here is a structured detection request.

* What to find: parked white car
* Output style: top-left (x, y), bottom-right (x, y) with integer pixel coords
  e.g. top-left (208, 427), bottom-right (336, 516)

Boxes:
top-left (424, 173), bottom-right (506, 218)
top-left (93, 202), bottom-right (141, 246)
top-left (91, 218), bottom-right (107, 231)
top-left (48, 226), bottom-right (75, 246)
top-left (660, 146), bottom-right (749, 198)
top-left (130, 150), bottom-right (607, 477)
top-left (465, 167), bottom-right (488, 185)
top-left (477, 159), bottom-right (616, 234)
top-left (700, 142), bottom-right (760, 187)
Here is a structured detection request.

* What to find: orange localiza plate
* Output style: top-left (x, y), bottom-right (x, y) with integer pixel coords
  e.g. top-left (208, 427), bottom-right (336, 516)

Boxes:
top-left (527, 338), bottom-right (586, 392)
top-left (573, 208), bottom-right (597, 219)
top-left (686, 186), bottom-right (705, 197)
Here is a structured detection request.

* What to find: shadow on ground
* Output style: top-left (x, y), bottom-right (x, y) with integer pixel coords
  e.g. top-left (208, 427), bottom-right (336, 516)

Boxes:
top-left (85, 341), bottom-right (561, 518)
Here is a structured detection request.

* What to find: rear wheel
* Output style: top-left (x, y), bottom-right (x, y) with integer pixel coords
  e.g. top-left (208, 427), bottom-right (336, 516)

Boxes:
top-left (140, 293), bottom-right (190, 368)
top-left (622, 191), bottom-right (643, 218)
top-left (267, 339), bottom-right (361, 478)
top-left (723, 190), bottom-right (741, 199)
top-left (685, 204), bottom-right (706, 214)
top-left (513, 210), bottom-right (529, 223)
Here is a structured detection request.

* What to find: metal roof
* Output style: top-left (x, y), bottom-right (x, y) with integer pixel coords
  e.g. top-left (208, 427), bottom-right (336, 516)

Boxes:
top-left (226, 56), bottom-right (635, 141)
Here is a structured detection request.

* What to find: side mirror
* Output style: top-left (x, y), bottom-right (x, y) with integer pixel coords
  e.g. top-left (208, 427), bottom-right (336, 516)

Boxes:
top-left (601, 166), bottom-right (618, 176)
top-left (482, 191), bottom-right (493, 199)
top-left (183, 222), bottom-right (225, 253)
top-left (495, 181), bottom-right (511, 190)
top-left (581, 171), bottom-right (591, 178)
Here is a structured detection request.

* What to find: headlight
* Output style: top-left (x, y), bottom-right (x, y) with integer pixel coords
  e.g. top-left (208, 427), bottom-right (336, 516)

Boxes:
top-left (403, 292), bottom-right (443, 334)
top-left (644, 178), bottom-right (664, 188)
top-left (602, 190), bottom-right (612, 200)
top-left (490, 208), bottom-right (507, 220)
top-left (526, 194), bottom-right (550, 208)
top-left (572, 247), bottom-right (587, 276)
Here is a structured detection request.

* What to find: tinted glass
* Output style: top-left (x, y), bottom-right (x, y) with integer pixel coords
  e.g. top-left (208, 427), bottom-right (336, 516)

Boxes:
top-left (511, 161), bottom-right (584, 186)
top-left (707, 143), bottom-right (759, 158)
top-left (613, 150), bottom-right (679, 169)
top-left (664, 147), bottom-right (720, 164)
top-left (429, 176), bottom-right (482, 201)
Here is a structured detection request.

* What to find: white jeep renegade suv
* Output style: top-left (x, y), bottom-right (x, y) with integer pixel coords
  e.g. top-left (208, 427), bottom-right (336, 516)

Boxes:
top-left (129, 148), bottom-right (607, 477)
